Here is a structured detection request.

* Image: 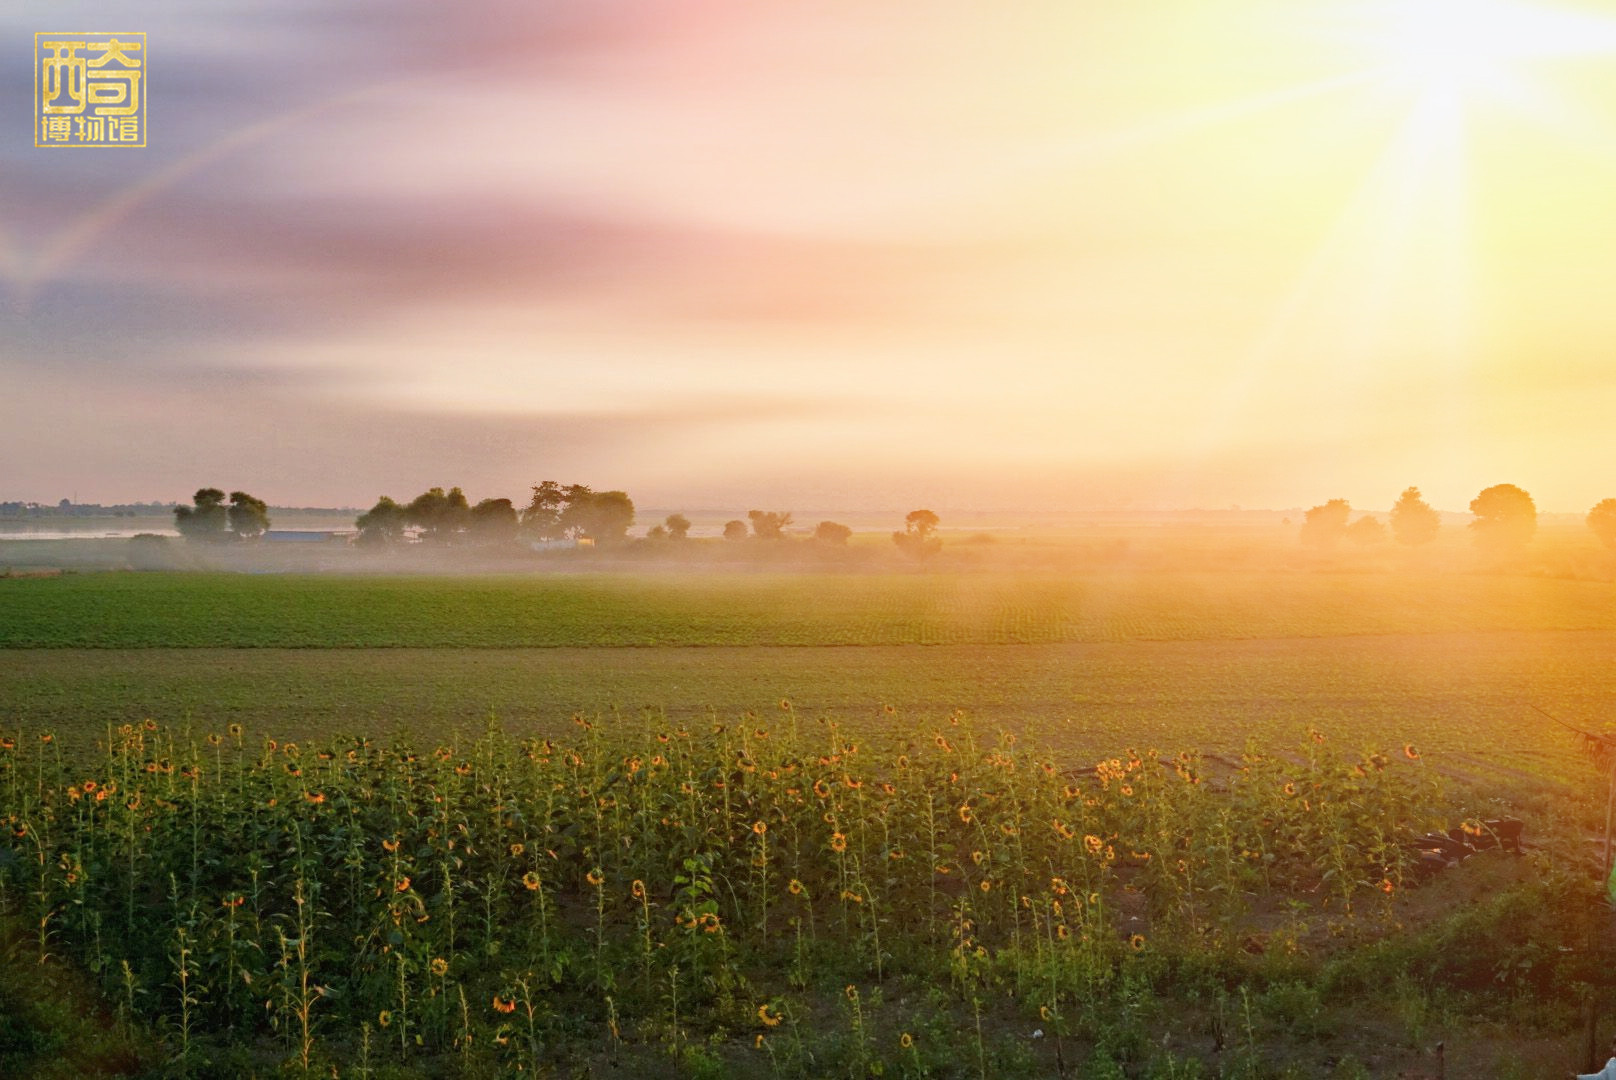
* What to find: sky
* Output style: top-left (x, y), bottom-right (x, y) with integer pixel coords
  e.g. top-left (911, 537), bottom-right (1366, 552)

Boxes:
top-left (4, 0), bottom-right (1616, 513)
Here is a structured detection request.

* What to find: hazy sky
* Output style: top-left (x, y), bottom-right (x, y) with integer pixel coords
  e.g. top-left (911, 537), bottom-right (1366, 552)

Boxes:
top-left (5, 0), bottom-right (1616, 512)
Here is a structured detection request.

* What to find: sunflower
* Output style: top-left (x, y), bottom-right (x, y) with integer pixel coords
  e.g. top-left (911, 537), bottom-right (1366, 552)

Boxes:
top-left (787, 878), bottom-right (805, 896)
top-left (378, 1009), bottom-right (392, 1028)
top-left (900, 1032), bottom-right (915, 1049)
top-left (757, 1003), bottom-right (783, 1027)
top-left (958, 803), bottom-right (974, 824)
top-left (1129, 934), bottom-right (1146, 952)
top-left (830, 832), bottom-right (848, 853)
top-left (522, 870), bottom-right (542, 891)
top-left (492, 995), bottom-right (517, 1014)
top-left (812, 779), bottom-right (832, 799)
top-left (1403, 744), bottom-right (1420, 760)
top-left (752, 820), bottom-right (767, 836)
top-left (430, 957), bottom-right (448, 977)
top-left (586, 868), bottom-right (605, 887)
top-left (395, 876), bottom-right (411, 893)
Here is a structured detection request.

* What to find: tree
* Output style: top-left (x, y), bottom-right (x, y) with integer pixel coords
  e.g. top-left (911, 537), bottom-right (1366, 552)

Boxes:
top-left (355, 496), bottom-right (407, 546)
top-left (1589, 498), bottom-right (1616, 551)
top-left (814, 521), bottom-right (852, 546)
top-left (469, 498), bottom-right (519, 545)
top-left (405, 486), bottom-right (471, 543)
top-left (1345, 515), bottom-right (1386, 545)
top-left (227, 491), bottom-right (270, 539)
top-left (646, 524), bottom-right (669, 540)
top-left (1299, 499), bottom-right (1351, 549)
top-left (748, 510), bottom-right (793, 539)
top-left (893, 509), bottom-right (942, 560)
top-left (723, 520), bottom-right (748, 541)
top-left (560, 489), bottom-right (635, 542)
top-left (174, 488), bottom-right (228, 542)
top-left (521, 481), bottom-right (568, 541)
top-left (1469, 484), bottom-right (1536, 553)
top-left (1389, 487), bottom-right (1440, 547)
top-left (665, 514), bottom-right (691, 540)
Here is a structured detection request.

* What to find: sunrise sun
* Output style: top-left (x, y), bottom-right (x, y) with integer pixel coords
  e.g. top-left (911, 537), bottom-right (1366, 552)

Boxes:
top-left (1371, 0), bottom-right (1616, 100)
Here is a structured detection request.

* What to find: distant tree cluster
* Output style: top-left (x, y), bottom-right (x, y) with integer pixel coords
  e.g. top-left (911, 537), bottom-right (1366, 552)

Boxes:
top-left (1295, 483), bottom-right (1592, 556)
top-left (354, 482), bottom-right (635, 547)
top-left (716, 510), bottom-right (851, 545)
top-left (173, 488), bottom-right (269, 542)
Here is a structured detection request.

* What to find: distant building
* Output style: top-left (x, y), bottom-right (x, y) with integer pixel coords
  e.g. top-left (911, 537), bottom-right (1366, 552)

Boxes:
top-left (263, 530), bottom-right (344, 543)
top-left (527, 538), bottom-right (591, 552)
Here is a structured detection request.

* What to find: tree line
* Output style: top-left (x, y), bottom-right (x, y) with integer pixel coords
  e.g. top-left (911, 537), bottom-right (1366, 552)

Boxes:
top-left (1301, 484), bottom-right (1616, 553)
top-left (351, 483), bottom-right (635, 546)
top-left (168, 481), bottom-right (947, 557)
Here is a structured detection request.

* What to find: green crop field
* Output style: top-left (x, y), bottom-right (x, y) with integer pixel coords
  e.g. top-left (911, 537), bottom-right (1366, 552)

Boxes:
top-left (3, 568), bottom-right (1616, 649)
top-left (3, 563), bottom-right (1616, 1077)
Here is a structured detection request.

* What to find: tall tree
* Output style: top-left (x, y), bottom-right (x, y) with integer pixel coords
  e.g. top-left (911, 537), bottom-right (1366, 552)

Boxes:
top-left (664, 513), bottom-right (691, 540)
top-left (560, 489), bottom-right (635, 542)
top-left (748, 510), bottom-right (794, 539)
top-left (469, 498), bottom-right (519, 545)
top-left (405, 486), bottom-right (470, 543)
top-left (521, 481), bottom-right (568, 541)
top-left (814, 521), bottom-right (852, 546)
top-left (723, 520), bottom-right (748, 541)
top-left (174, 488), bottom-right (228, 542)
top-left (1345, 515), bottom-right (1386, 545)
top-left (1299, 499), bottom-right (1351, 549)
top-left (355, 496), bottom-right (406, 546)
top-left (1389, 487), bottom-right (1441, 546)
top-left (892, 509), bottom-right (942, 559)
top-left (1469, 483), bottom-right (1536, 553)
top-left (227, 491), bottom-right (270, 539)
top-left (1589, 498), bottom-right (1616, 552)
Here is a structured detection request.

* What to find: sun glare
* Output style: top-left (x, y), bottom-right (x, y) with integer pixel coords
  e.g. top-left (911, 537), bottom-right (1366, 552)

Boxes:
top-left (1374, 0), bottom-right (1616, 98)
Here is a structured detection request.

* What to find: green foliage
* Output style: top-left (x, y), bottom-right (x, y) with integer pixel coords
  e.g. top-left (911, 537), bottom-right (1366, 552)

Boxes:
top-left (226, 491), bottom-right (270, 539)
top-left (355, 495), bottom-right (407, 546)
top-left (173, 488), bottom-right (227, 542)
top-left (0, 715), bottom-right (1544, 1077)
top-left (468, 498), bottom-right (519, 545)
top-left (404, 486), bottom-right (470, 543)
